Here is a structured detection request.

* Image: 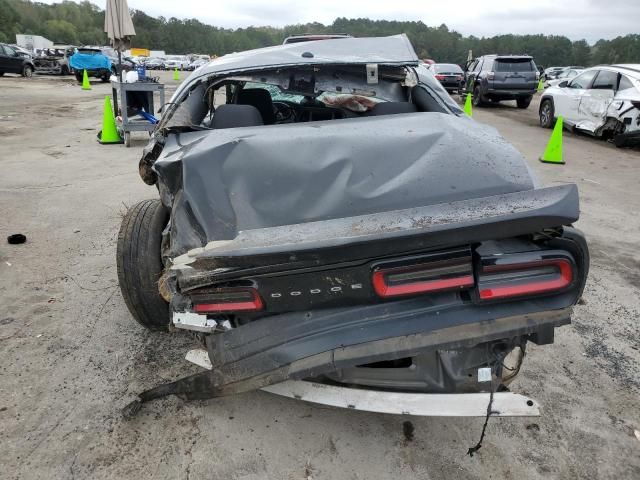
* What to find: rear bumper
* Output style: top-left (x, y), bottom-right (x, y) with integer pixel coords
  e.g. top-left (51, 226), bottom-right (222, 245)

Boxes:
top-left (439, 80), bottom-right (463, 90)
top-left (486, 89), bottom-right (536, 99)
top-left (131, 300), bottom-right (574, 407)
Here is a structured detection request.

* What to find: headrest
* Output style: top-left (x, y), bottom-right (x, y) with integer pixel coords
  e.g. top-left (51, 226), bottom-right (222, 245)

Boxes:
top-left (212, 104), bottom-right (264, 129)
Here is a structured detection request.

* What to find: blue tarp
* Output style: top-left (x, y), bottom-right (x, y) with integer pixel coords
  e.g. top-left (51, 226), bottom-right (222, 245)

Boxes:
top-left (69, 53), bottom-right (112, 71)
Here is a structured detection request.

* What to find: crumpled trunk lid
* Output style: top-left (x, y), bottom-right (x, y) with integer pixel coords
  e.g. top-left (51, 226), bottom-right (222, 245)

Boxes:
top-left (154, 112), bottom-right (536, 257)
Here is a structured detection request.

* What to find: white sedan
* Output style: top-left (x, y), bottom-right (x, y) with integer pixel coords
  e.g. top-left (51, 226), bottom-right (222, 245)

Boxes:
top-left (539, 65), bottom-right (640, 147)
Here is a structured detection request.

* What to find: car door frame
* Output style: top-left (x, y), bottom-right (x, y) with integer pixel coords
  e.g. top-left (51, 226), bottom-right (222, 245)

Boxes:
top-left (464, 58), bottom-right (483, 93)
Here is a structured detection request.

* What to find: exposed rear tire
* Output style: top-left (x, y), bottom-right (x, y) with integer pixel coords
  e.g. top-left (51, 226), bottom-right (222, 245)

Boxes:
top-left (539, 99), bottom-right (555, 128)
top-left (517, 96), bottom-right (532, 109)
top-left (22, 65), bottom-right (33, 78)
top-left (116, 199), bottom-right (170, 331)
top-left (75, 71), bottom-right (83, 83)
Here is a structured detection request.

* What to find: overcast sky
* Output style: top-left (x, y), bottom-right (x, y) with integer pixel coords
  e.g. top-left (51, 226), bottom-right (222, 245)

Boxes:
top-left (41, 0), bottom-right (636, 43)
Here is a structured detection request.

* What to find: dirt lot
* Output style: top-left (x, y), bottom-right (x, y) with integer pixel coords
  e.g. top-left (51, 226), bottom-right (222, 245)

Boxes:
top-left (1, 71), bottom-right (639, 480)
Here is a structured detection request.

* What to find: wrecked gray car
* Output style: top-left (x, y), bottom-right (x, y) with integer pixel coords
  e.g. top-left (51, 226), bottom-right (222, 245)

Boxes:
top-left (33, 45), bottom-right (75, 75)
top-left (117, 35), bottom-right (589, 434)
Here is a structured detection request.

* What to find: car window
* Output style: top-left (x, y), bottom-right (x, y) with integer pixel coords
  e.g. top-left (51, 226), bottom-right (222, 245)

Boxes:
top-left (4, 45), bottom-right (16, 56)
top-left (244, 82), bottom-right (306, 104)
top-left (618, 75), bottom-right (634, 91)
top-left (568, 70), bottom-right (597, 89)
top-left (591, 70), bottom-right (618, 90)
top-left (467, 60), bottom-right (478, 72)
top-left (434, 64), bottom-right (462, 73)
top-left (494, 59), bottom-right (534, 72)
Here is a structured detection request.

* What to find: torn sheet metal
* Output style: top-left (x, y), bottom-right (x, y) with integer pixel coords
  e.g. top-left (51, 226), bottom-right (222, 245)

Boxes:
top-left (576, 90), bottom-right (614, 133)
top-left (153, 112), bottom-right (536, 257)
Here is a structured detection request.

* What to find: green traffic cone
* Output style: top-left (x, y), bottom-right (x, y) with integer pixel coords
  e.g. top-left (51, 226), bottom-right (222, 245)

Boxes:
top-left (463, 93), bottom-right (472, 117)
top-left (537, 78), bottom-right (544, 92)
top-left (82, 69), bottom-right (91, 90)
top-left (539, 116), bottom-right (564, 164)
top-left (97, 96), bottom-right (123, 144)
top-left (173, 68), bottom-right (180, 81)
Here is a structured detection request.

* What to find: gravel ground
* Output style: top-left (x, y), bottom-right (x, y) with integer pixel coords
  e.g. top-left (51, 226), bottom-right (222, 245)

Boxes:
top-left (1, 71), bottom-right (639, 479)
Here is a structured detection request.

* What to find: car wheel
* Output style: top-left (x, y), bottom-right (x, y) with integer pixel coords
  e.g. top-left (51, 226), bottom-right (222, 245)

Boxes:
top-left (472, 85), bottom-right (485, 107)
top-left (75, 71), bottom-right (83, 83)
top-left (0, 72), bottom-right (4, 77)
top-left (517, 96), bottom-right (532, 109)
top-left (116, 199), bottom-right (171, 331)
top-left (539, 99), bottom-right (555, 128)
top-left (22, 65), bottom-right (33, 78)
top-left (61, 65), bottom-right (69, 75)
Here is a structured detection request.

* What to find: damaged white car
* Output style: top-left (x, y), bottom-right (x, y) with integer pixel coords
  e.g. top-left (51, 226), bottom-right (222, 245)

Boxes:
top-left (539, 65), bottom-right (640, 147)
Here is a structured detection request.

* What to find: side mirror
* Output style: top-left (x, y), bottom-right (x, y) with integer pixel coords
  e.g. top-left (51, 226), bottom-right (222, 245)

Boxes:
top-left (558, 81), bottom-right (569, 88)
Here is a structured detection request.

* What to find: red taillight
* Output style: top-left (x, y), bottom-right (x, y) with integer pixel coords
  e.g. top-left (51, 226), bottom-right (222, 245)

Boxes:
top-left (435, 74), bottom-right (445, 80)
top-left (372, 254), bottom-right (474, 299)
top-left (478, 258), bottom-right (573, 300)
top-left (192, 288), bottom-right (263, 313)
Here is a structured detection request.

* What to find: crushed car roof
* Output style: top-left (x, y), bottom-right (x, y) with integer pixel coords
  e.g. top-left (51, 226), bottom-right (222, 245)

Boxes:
top-left (195, 34), bottom-right (419, 77)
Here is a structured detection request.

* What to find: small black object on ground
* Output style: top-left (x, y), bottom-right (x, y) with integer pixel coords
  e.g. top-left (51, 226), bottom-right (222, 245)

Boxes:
top-left (7, 234), bottom-right (26, 244)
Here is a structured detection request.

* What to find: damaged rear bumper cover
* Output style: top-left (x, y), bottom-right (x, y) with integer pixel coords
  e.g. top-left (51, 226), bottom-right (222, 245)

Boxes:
top-left (125, 294), bottom-right (573, 414)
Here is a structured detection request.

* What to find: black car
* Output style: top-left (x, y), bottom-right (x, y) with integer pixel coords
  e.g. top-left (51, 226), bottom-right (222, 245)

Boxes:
top-left (429, 63), bottom-right (465, 93)
top-left (0, 43), bottom-right (35, 78)
top-left (464, 54), bottom-right (539, 108)
top-left (117, 36), bottom-right (588, 419)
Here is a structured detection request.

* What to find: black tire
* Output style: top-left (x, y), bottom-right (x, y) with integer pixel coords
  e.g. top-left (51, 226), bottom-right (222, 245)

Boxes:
top-left (0, 72), bottom-right (4, 77)
top-left (116, 199), bottom-right (170, 331)
top-left (472, 85), bottom-right (485, 107)
top-left (22, 64), bottom-right (33, 78)
top-left (517, 96), bottom-right (532, 109)
top-left (75, 71), bottom-right (83, 83)
top-left (61, 65), bottom-right (69, 75)
top-left (539, 98), bottom-right (555, 128)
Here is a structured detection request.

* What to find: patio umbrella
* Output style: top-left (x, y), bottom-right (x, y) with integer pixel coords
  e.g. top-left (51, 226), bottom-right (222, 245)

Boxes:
top-left (104, 0), bottom-right (136, 81)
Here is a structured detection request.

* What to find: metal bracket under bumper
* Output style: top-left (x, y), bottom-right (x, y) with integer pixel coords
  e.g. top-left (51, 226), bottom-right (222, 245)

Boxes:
top-left (184, 349), bottom-right (540, 417)
top-left (262, 381), bottom-right (540, 417)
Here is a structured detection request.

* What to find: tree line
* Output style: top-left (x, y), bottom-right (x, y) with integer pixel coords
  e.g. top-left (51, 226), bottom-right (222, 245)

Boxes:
top-left (1, 0), bottom-right (638, 67)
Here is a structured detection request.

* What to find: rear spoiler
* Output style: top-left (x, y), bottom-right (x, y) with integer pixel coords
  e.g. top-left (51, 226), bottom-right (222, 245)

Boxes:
top-left (176, 185), bottom-right (578, 286)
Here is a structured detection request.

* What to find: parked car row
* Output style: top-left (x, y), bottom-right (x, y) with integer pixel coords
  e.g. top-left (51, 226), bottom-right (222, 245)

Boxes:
top-left (543, 66), bottom-right (585, 81)
top-left (137, 54), bottom-right (211, 71)
top-left (425, 53), bottom-right (639, 147)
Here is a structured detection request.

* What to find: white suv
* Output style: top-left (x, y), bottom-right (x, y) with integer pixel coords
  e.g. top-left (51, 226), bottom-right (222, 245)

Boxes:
top-left (539, 65), bottom-right (640, 147)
